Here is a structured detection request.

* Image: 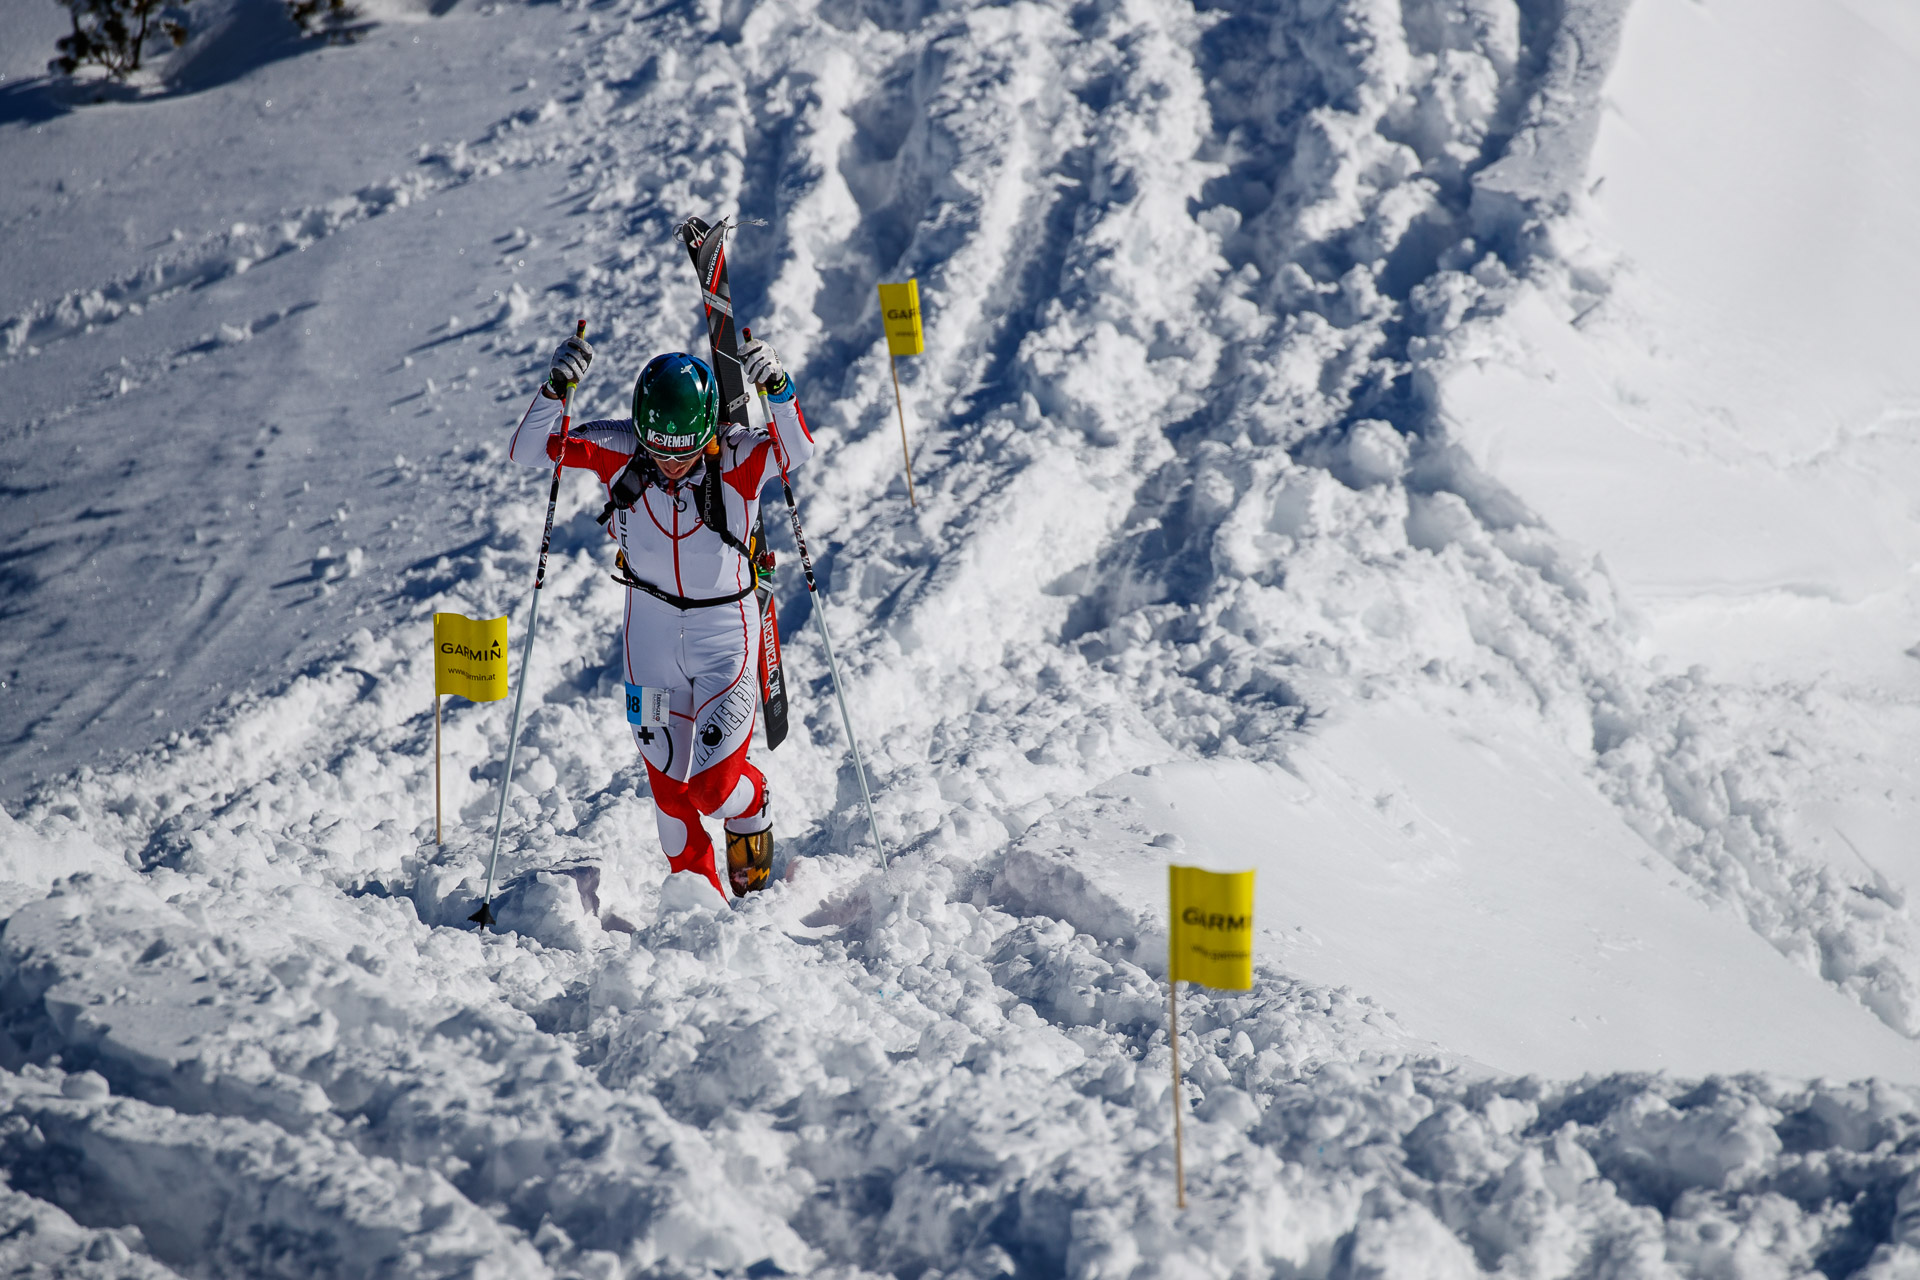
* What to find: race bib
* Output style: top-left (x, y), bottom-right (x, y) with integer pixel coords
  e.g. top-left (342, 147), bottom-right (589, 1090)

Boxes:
top-left (624, 684), bottom-right (671, 728)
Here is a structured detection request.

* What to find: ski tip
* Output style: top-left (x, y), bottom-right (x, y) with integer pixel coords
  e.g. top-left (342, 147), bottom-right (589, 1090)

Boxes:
top-left (468, 901), bottom-right (496, 928)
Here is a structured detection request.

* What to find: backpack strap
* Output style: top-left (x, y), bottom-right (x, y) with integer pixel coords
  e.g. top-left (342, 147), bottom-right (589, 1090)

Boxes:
top-left (699, 456), bottom-right (758, 561)
top-left (595, 451), bottom-right (659, 526)
top-left (596, 451), bottom-right (765, 573)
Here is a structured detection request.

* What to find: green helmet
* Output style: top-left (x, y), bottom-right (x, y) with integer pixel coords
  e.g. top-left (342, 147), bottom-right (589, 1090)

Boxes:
top-left (632, 353), bottom-right (717, 459)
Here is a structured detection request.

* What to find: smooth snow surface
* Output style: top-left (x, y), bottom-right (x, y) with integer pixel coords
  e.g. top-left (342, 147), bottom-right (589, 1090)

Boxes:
top-left (1430, 0), bottom-right (1920, 1077)
top-left (1086, 711), bottom-right (1920, 1083)
top-left (1443, 0), bottom-right (1920, 689)
top-left (6, 0), bottom-right (1920, 1275)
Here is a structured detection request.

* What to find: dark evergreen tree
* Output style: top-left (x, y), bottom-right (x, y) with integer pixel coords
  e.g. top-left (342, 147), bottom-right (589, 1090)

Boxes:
top-left (50, 0), bottom-right (189, 79)
top-left (285, 0), bottom-right (365, 42)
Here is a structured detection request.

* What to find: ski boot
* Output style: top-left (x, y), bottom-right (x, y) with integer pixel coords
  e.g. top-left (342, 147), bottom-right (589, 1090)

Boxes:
top-left (726, 828), bottom-right (773, 895)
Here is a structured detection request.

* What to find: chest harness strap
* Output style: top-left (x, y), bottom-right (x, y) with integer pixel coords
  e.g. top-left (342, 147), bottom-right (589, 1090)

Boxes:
top-left (596, 450), bottom-right (770, 609)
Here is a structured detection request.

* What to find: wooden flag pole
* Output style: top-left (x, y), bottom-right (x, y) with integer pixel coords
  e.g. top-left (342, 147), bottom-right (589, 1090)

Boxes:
top-left (1170, 977), bottom-right (1187, 1209)
top-left (877, 280), bottom-right (923, 510)
top-left (889, 353), bottom-right (917, 509)
top-left (1165, 864), bottom-right (1253, 1211)
top-left (432, 609), bottom-right (510, 850)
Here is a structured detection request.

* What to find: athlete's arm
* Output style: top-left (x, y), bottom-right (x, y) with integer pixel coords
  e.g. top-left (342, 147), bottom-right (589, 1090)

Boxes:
top-left (763, 388), bottom-right (815, 478)
top-left (508, 332), bottom-right (618, 473)
top-left (558, 420), bottom-right (640, 485)
top-left (506, 390), bottom-right (564, 468)
top-left (506, 391), bottom-right (637, 485)
top-left (740, 336), bottom-right (815, 479)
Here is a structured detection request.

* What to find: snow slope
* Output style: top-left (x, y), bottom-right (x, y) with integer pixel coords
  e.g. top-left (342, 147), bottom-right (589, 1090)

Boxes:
top-left (5, 0), bottom-right (1920, 1275)
top-left (1427, 0), bottom-right (1920, 1048)
top-left (1445, 0), bottom-right (1920, 687)
top-left (1032, 709), bottom-right (1920, 1083)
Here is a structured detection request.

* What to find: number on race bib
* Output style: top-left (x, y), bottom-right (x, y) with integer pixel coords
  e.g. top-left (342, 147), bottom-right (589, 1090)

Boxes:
top-left (624, 684), bottom-right (670, 729)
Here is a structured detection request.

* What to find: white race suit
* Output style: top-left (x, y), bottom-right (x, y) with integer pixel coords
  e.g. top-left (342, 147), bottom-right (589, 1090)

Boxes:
top-left (507, 378), bottom-right (815, 896)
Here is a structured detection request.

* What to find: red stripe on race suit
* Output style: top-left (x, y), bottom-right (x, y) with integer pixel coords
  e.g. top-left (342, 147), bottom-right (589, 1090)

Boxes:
top-left (546, 431), bottom-right (631, 485)
top-left (641, 488), bottom-right (677, 541)
top-left (691, 596), bottom-right (755, 725)
top-left (724, 441), bottom-right (769, 502)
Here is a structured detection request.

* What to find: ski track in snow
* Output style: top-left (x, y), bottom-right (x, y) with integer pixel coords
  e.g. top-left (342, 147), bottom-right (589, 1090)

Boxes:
top-left (6, 0), bottom-right (1920, 1275)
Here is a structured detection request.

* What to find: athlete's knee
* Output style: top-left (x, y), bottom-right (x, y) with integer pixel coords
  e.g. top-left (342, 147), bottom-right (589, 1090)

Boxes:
top-left (711, 765), bottom-right (766, 822)
top-left (687, 749), bottom-right (762, 818)
top-left (646, 761), bottom-right (699, 818)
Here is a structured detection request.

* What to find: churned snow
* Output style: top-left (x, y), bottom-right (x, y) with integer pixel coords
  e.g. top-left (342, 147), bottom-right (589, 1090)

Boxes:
top-left (4, 0), bottom-right (1920, 1275)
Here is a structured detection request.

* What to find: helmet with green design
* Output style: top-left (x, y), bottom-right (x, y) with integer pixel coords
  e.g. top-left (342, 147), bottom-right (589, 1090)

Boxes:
top-left (632, 353), bottom-right (718, 459)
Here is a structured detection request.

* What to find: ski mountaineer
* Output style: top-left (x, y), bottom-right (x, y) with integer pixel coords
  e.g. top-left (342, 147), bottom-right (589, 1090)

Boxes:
top-left (506, 330), bottom-right (814, 900)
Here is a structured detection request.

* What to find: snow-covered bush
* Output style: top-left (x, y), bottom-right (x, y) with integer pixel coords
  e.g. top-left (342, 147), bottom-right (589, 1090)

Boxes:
top-left (49, 0), bottom-right (189, 79)
top-left (284, 0), bottom-right (365, 42)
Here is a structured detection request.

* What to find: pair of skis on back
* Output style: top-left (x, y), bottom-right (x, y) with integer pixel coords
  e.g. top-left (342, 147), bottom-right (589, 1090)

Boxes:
top-left (677, 216), bottom-right (790, 750)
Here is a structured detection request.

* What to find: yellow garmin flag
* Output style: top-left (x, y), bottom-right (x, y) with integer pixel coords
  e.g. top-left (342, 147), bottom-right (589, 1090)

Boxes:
top-left (433, 612), bottom-right (509, 703)
top-left (877, 280), bottom-right (924, 356)
top-left (1168, 865), bottom-right (1255, 990)
top-left (876, 279), bottom-right (925, 507)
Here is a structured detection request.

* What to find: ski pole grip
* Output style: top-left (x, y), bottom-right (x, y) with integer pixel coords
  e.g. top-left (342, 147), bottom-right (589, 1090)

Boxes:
top-left (743, 326), bottom-right (798, 480)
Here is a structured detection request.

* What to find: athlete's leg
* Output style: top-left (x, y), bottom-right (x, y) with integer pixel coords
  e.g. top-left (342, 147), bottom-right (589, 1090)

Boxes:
top-left (686, 738), bottom-right (767, 824)
top-left (686, 736), bottom-right (772, 895)
top-left (623, 592), bottom-right (715, 889)
top-left (644, 762), bottom-right (726, 897)
top-left (680, 598), bottom-right (773, 892)
top-left (682, 596), bottom-right (762, 811)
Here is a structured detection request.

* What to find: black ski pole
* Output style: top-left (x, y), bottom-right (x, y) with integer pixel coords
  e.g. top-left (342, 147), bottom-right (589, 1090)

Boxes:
top-left (473, 319), bottom-right (587, 928)
top-left (745, 329), bottom-right (887, 872)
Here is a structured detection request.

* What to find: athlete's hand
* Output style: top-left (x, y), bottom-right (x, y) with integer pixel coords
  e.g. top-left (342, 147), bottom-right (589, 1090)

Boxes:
top-left (546, 333), bottom-right (594, 397)
top-left (740, 336), bottom-right (788, 397)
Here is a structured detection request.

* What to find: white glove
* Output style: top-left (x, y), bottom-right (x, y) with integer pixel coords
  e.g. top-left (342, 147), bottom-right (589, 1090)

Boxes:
top-left (547, 334), bottom-right (593, 394)
top-left (740, 337), bottom-right (788, 394)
